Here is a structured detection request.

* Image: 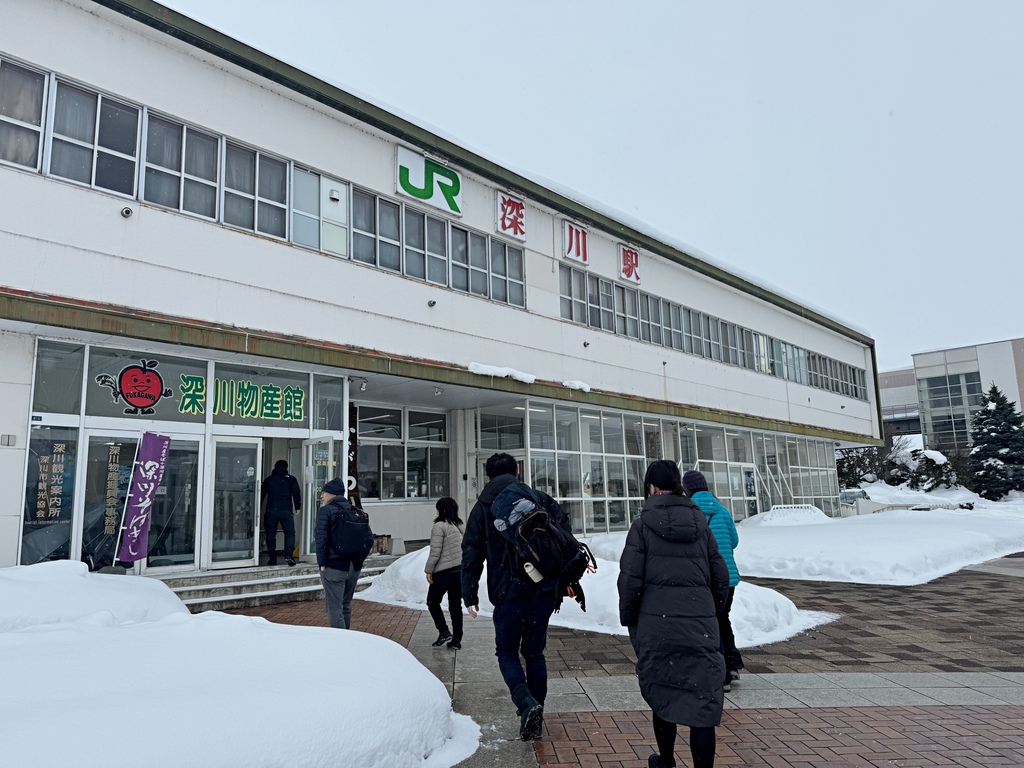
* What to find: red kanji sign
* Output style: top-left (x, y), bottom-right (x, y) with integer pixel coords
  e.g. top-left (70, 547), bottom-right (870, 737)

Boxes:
top-left (563, 221), bottom-right (588, 264)
top-left (496, 193), bottom-right (527, 241)
top-left (620, 245), bottom-right (641, 284)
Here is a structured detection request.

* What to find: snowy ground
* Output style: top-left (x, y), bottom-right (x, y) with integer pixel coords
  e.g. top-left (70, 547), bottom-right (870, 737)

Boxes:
top-left (0, 561), bottom-right (479, 768)
top-left (5, 483), bottom-right (1023, 767)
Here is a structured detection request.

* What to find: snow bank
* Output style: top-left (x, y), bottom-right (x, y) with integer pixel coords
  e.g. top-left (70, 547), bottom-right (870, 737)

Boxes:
top-left (740, 505), bottom-right (833, 527)
top-left (0, 562), bottom-right (478, 768)
top-left (359, 533), bottom-right (836, 645)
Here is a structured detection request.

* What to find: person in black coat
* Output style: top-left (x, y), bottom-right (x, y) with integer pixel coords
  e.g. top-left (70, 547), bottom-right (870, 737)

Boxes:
top-left (461, 452), bottom-right (571, 742)
top-left (261, 460), bottom-right (301, 566)
top-left (618, 460), bottom-right (730, 768)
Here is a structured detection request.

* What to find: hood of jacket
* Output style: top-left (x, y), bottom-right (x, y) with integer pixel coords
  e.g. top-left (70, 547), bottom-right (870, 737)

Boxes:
top-left (272, 465), bottom-right (289, 477)
top-left (478, 473), bottom-right (518, 506)
top-left (640, 493), bottom-right (706, 544)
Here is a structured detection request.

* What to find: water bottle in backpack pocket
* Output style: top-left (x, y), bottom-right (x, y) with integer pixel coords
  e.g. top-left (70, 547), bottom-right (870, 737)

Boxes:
top-left (490, 481), bottom-right (596, 610)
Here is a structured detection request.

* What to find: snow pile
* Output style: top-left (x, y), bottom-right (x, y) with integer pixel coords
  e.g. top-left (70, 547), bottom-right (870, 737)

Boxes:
top-left (359, 533), bottom-right (836, 646)
top-left (562, 380), bottom-right (591, 392)
top-left (741, 504), bottom-right (833, 527)
top-left (737, 484), bottom-right (1024, 584)
top-left (0, 561), bottom-right (478, 768)
top-left (0, 559), bottom-right (188, 632)
top-left (468, 362), bottom-right (536, 384)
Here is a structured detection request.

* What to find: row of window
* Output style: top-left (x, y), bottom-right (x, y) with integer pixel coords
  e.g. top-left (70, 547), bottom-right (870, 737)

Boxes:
top-left (0, 57), bottom-right (525, 308)
top-left (472, 401), bottom-right (841, 530)
top-left (918, 372), bottom-right (983, 451)
top-left (559, 264), bottom-right (869, 400)
top-left (354, 406), bottom-right (451, 500)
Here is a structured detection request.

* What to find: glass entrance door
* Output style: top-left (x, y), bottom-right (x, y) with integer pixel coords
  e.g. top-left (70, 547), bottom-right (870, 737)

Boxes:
top-left (302, 437), bottom-right (336, 555)
top-left (210, 437), bottom-right (261, 568)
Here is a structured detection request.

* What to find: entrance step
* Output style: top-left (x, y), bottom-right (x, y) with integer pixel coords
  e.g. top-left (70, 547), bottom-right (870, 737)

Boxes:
top-left (152, 554), bottom-right (401, 613)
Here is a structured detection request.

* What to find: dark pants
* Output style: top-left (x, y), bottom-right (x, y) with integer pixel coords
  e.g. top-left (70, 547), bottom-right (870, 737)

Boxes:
top-left (321, 563), bottom-right (359, 629)
top-left (718, 587), bottom-right (744, 673)
top-left (653, 713), bottom-right (715, 768)
top-left (492, 588), bottom-right (557, 706)
top-left (426, 566), bottom-right (463, 641)
top-left (265, 508), bottom-right (295, 563)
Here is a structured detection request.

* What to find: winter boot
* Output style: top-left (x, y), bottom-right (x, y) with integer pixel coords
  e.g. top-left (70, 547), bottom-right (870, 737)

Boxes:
top-left (511, 684), bottom-right (544, 741)
top-left (648, 753), bottom-right (676, 768)
top-left (431, 631), bottom-right (453, 647)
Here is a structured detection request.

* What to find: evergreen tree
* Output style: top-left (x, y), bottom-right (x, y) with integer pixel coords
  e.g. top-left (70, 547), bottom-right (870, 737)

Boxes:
top-left (967, 384), bottom-right (1024, 500)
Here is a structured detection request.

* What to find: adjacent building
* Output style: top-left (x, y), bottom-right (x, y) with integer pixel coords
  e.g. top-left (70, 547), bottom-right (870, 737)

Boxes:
top-left (0, 0), bottom-right (881, 575)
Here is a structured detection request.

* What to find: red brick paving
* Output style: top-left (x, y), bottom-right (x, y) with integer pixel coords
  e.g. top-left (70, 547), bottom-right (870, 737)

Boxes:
top-left (223, 597), bottom-right (420, 648)
top-left (538, 707), bottom-right (1024, 767)
top-left (223, 569), bottom-right (1024, 768)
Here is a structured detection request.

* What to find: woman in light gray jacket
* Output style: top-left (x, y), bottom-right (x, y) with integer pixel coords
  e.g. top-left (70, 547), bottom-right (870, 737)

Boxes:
top-left (425, 497), bottom-right (466, 649)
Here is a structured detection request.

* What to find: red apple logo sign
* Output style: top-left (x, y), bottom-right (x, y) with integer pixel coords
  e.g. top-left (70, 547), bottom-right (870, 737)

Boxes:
top-left (95, 359), bottom-right (173, 415)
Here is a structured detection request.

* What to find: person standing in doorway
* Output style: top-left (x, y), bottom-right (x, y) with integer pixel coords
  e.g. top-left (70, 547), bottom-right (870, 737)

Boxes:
top-left (315, 477), bottom-right (374, 629)
top-left (618, 460), bottom-right (729, 768)
top-left (261, 459), bottom-right (301, 566)
top-left (683, 470), bottom-right (744, 690)
top-left (425, 497), bottom-right (466, 650)
top-left (462, 452), bottom-right (571, 742)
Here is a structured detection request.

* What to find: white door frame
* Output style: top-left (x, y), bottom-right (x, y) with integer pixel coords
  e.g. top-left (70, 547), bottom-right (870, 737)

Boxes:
top-left (205, 436), bottom-right (262, 570)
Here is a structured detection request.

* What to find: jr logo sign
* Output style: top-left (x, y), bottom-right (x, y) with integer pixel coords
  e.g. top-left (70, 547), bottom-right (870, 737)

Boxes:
top-left (396, 146), bottom-right (462, 216)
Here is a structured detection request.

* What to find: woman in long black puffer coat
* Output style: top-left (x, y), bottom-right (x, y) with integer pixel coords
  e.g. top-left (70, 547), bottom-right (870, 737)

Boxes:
top-left (618, 460), bottom-right (730, 768)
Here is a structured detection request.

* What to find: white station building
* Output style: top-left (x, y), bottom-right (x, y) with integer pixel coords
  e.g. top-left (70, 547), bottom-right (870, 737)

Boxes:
top-left (0, 0), bottom-right (882, 575)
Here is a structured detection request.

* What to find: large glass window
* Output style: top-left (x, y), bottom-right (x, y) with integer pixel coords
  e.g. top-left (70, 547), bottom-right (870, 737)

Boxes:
top-left (211, 364), bottom-right (309, 427)
top-left (20, 426), bottom-right (78, 564)
top-left (313, 375), bottom-right (345, 432)
top-left (0, 59), bottom-right (46, 169)
top-left (357, 407), bottom-right (449, 500)
top-left (32, 341), bottom-right (84, 414)
top-left (479, 405), bottom-right (524, 451)
top-left (50, 82), bottom-right (138, 196)
top-left (87, 347), bottom-right (207, 423)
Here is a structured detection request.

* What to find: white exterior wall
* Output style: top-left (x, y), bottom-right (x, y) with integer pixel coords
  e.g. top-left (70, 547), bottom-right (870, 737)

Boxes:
top-left (0, 0), bottom-right (880, 562)
top-left (975, 341), bottom-right (1020, 406)
top-left (0, 0), bottom-right (878, 442)
top-left (0, 332), bottom-right (33, 567)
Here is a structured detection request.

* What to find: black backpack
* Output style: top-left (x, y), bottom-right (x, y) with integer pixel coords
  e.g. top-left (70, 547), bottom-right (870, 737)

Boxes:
top-left (490, 482), bottom-right (595, 611)
top-left (328, 498), bottom-right (375, 560)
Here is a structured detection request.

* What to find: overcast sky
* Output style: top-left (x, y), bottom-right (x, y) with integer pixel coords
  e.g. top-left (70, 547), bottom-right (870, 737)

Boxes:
top-left (160, 0), bottom-right (1024, 371)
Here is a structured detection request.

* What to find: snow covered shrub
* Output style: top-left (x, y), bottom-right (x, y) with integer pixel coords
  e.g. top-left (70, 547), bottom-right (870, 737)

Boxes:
top-left (903, 449), bottom-right (958, 491)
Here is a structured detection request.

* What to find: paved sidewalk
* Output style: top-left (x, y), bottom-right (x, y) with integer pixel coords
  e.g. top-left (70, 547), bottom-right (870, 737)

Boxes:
top-left (228, 556), bottom-right (1024, 767)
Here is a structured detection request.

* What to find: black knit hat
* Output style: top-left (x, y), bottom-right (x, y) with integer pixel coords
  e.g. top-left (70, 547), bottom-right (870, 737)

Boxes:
top-left (321, 477), bottom-right (346, 496)
top-left (682, 470), bottom-right (709, 494)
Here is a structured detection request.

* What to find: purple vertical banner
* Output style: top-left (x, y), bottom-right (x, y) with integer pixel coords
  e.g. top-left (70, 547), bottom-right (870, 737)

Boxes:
top-left (117, 433), bottom-right (171, 563)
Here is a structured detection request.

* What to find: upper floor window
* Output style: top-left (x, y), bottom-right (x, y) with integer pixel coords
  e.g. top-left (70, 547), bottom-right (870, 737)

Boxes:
top-left (50, 81), bottom-right (139, 196)
top-left (405, 207), bottom-right (447, 285)
top-left (292, 167), bottom-right (348, 257)
top-left (0, 59), bottom-right (46, 170)
top-left (224, 142), bottom-right (287, 238)
top-left (143, 114), bottom-right (219, 219)
top-left (452, 225), bottom-right (524, 306)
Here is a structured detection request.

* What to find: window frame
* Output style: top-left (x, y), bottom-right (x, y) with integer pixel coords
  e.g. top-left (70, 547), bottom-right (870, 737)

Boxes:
top-left (46, 77), bottom-right (141, 198)
top-left (0, 57), bottom-right (48, 172)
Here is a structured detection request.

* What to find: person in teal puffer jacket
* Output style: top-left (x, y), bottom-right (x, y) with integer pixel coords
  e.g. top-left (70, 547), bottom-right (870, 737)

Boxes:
top-left (683, 470), bottom-right (744, 688)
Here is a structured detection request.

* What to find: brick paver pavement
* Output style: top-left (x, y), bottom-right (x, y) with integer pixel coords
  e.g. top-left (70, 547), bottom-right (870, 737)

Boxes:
top-left (538, 706), bottom-right (1024, 767)
top-left (225, 597), bottom-right (420, 648)
top-left (226, 565), bottom-right (1024, 767)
